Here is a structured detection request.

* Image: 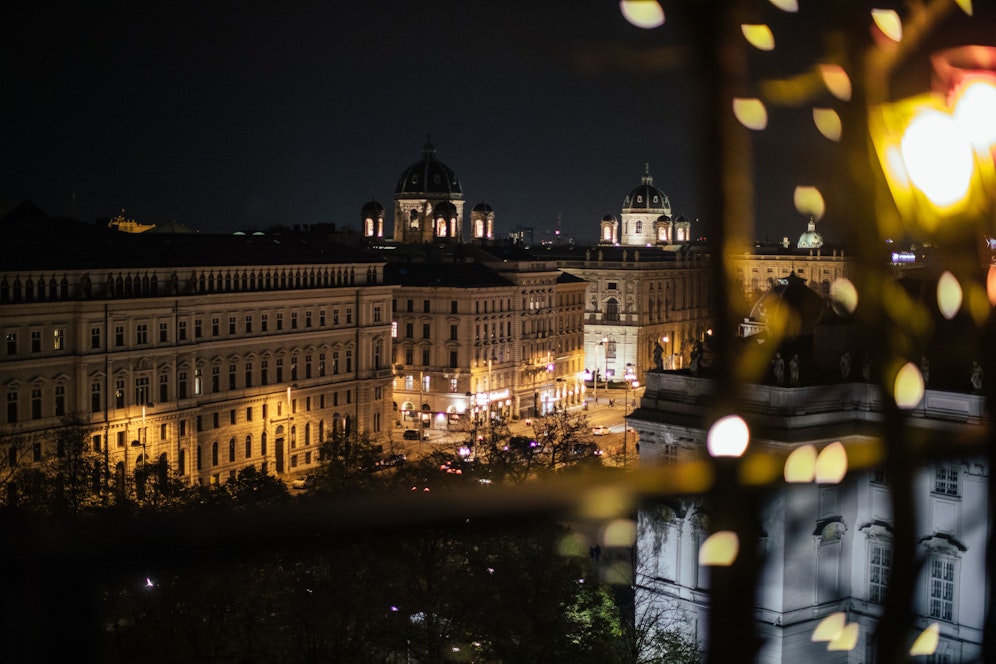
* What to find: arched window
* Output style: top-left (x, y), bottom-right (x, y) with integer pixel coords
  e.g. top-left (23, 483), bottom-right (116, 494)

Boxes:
top-left (604, 298), bottom-right (620, 322)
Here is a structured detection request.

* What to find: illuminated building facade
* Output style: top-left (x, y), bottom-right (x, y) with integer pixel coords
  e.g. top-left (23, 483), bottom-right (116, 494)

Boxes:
top-left (0, 210), bottom-right (394, 492)
top-left (632, 364), bottom-right (987, 662)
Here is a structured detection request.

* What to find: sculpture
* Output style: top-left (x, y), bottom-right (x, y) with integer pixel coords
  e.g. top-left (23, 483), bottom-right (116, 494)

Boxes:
top-left (971, 360), bottom-right (983, 392)
top-left (653, 342), bottom-right (664, 371)
top-left (772, 352), bottom-right (785, 385)
top-left (789, 353), bottom-right (800, 386)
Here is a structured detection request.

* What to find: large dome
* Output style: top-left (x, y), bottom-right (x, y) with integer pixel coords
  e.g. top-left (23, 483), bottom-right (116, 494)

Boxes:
top-left (623, 166), bottom-right (670, 213)
top-left (395, 141), bottom-right (463, 197)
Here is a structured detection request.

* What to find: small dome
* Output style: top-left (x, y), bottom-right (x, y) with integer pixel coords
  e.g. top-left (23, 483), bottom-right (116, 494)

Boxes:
top-left (473, 202), bottom-right (493, 213)
top-left (623, 165), bottom-right (670, 213)
top-left (749, 272), bottom-right (825, 337)
top-left (434, 200), bottom-right (457, 219)
top-left (361, 200), bottom-right (384, 215)
top-left (797, 218), bottom-right (823, 249)
top-left (396, 141), bottom-right (463, 197)
top-left (602, 214), bottom-right (618, 222)
top-left (657, 214), bottom-right (671, 222)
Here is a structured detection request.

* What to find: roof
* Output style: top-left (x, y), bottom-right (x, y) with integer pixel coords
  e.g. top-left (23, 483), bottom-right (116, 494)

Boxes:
top-left (0, 204), bottom-right (380, 271)
top-left (395, 141), bottom-right (463, 198)
top-left (383, 260), bottom-right (514, 288)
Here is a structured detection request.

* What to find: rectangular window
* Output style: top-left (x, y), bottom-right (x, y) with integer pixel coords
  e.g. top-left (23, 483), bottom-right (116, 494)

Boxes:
top-left (195, 368), bottom-right (203, 396)
top-left (229, 316), bottom-right (236, 335)
top-left (117, 431), bottom-right (125, 448)
top-left (373, 305), bottom-right (382, 323)
top-left (53, 328), bottom-right (64, 351)
top-left (90, 327), bottom-right (101, 349)
top-left (136, 324), bottom-right (148, 345)
top-left (179, 420), bottom-right (186, 436)
top-left (291, 312), bottom-right (298, 329)
top-left (93, 434), bottom-right (102, 452)
top-left (212, 318), bottom-right (220, 336)
top-left (261, 359), bottom-right (269, 386)
top-left (449, 350), bottom-right (458, 368)
top-left (319, 353), bottom-right (326, 377)
top-left (346, 308), bottom-right (353, 324)
top-left (451, 300), bottom-right (458, 314)
top-left (276, 313), bottom-right (284, 330)
top-left (449, 324), bottom-right (458, 340)
top-left (261, 314), bottom-right (268, 332)
top-left (159, 374), bottom-right (169, 402)
top-left (194, 319), bottom-right (203, 338)
top-left (135, 376), bottom-right (150, 405)
top-left (423, 323), bottom-right (430, 338)
top-left (212, 367), bottom-right (220, 393)
top-left (115, 379), bottom-right (125, 408)
top-left (213, 412), bottom-right (220, 429)
top-left (228, 364), bottom-right (236, 391)
top-left (319, 309), bottom-right (326, 326)
top-left (406, 299), bottom-right (414, 313)
top-left (159, 322), bottom-right (168, 343)
top-left (422, 348), bottom-right (431, 366)
top-left (31, 330), bottom-right (41, 353)
top-left (406, 323), bottom-right (414, 338)
top-left (423, 299), bottom-right (430, 313)
top-left (178, 321), bottom-right (188, 341)
top-left (291, 357), bottom-right (298, 381)
top-left (929, 558), bottom-right (955, 621)
top-left (333, 309), bottom-right (339, 325)
top-left (31, 388), bottom-right (42, 420)
top-left (245, 315), bottom-right (253, 334)
top-left (404, 347), bottom-right (413, 365)
top-left (934, 465), bottom-right (960, 497)
top-left (178, 372), bottom-right (188, 399)
top-left (230, 409), bottom-right (236, 425)
top-left (91, 383), bottom-right (101, 413)
top-left (276, 358), bottom-right (284, 383)
top-left (245, 362), bottom-right (253, 388)
top-left (868, 543), bottom-right (890, 603)
top-left (54, 385), bottom-right (65, 416)
top-left (305, 311), bottom-right (312, 328)
top-left (246, 407), bottom-right (253, 422)
top-left (6, 332), bottom-right (16, 355)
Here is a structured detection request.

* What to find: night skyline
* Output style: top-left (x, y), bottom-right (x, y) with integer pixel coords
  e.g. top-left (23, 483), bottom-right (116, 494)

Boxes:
top-left (3, 1), bottom-right (992, 245)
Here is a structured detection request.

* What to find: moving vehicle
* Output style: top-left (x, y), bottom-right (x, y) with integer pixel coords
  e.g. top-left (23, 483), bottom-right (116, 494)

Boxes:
top-left (591, 425), bottom-right (611, 436)
top-left (291, 474), bottom-right (316, 489)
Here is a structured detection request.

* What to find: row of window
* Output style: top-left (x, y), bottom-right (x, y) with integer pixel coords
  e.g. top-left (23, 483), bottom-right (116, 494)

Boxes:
top-left (868, 541), bottom-right (957, 622)
top-left (4, 329), bottom-right (64, 355)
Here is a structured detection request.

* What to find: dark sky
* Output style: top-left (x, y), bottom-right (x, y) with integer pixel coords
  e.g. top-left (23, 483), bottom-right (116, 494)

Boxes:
top-left (2, 1), bottom-right (993, 245)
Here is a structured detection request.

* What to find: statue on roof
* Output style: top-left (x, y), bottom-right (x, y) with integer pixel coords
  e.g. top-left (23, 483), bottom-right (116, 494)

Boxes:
top-left (653, 342), bottom-right (664, 371)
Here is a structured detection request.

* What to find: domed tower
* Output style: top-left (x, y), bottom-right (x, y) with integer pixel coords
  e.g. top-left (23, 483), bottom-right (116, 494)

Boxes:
top-left (797, 217), bottom-right (824, 249)
top-left (599, 214), bottom-right (618, 245)
top-left (653, 214), bottom-right (672, 244)
top-left (673, 214), bottom-right (691, 243)
top-left (620, 164), bottom-right (671, 245)
top-left (361, 199), bottom-right (385, 238)
top-left (393, 139), bottom-right (464, 243)
top-left (470, 202), bottom-right (495, 241)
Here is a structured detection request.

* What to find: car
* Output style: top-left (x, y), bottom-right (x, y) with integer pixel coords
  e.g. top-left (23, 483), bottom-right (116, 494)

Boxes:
top-left (291, 474), bottom-right (316, 490)
top-left (403, 429), bottom-right (430, 440)
top-left (591, 425), bottom-right (611, 436)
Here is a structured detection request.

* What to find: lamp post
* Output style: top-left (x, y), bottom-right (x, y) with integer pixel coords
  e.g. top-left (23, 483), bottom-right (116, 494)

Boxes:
top-left (623, 369), bottom-right (638, 468)
top-left (594, 337), bottom-right (607, 404)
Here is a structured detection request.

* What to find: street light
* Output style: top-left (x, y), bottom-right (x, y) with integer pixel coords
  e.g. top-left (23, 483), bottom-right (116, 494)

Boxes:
top-left (623, 371), bottom-right (639, 468)
top-left (594, 337), bottom-right (607, 404)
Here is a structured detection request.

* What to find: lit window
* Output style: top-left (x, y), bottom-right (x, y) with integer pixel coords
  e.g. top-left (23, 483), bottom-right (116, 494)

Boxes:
top-left (928, 557), bottom-right (955, 621)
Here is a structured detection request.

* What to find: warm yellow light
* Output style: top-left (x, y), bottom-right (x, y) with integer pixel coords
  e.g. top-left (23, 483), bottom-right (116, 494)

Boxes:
top-left (619, 0), bottom-right (665, 29)
top-left (698, 531), bottom-right (739, 566)
top-left (768, 0), bottom-right (798, 11)
top-left (987, 265), bottom-right (996, 306)
top-left (901, 109), bottom-right (974, 207)
top-left (894, 361), bottom-right (925, 409)
top-left (937, 271), bottom-right (963, 319)
top-left (815, 442), bottom-right (847, 484)
top-left (820, 65), bottom-right (852, 101)
top-left (733, 98), bottom-right (768, 130)
top-left (955, 0), bottom-right (973, 16)
top-left (784, 445), bottom-right (817, 483)
top-left (827, 622), bottom-right (859, 651)
top-left (707, 415), bottom-right (750, 457)
top-left (909, 622), bottom-right (940, 656)
top-left (830, 277), bottom-right (858, 315)
top-left (871, 9), bottom-right (903, 42)
top-left (811, 612), bottom-right (847, 642)
top-left (603, 518), bottom-right (638, 547)
top-left (953, 81), bottom-right (996, 150)
top-left (741, 24), bottom-right (775, 51)
top-left (813, 108), bottom-right (842, 141)
top-left (793, 186), bottom-right (825, 220)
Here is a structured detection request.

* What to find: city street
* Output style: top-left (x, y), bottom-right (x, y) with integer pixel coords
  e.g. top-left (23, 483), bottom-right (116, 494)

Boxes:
top-left (392, 386), bottom-right (644, 468)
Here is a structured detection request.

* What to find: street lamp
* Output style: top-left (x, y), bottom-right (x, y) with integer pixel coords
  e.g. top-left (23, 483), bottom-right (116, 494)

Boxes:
top-left (594, 337), bottom-right (607, 404)
top-left (623, 371), bottom-right (639, 468)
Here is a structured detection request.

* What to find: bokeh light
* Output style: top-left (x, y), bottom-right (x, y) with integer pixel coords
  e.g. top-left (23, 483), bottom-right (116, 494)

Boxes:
top-left (733, 98), bottom-right (768, 130)
top-left (794, 186), bottom-right (826, 220)
top-left (871, 9), bottom-right (902, 42)
top-left (901, 109), bottom-right (974, 207)
top-left (937, 271), bottom-right (963, 319)
top-left (815, 442), bottom-right (847, 484)
top-left (698, 531), bottom-right (739, 566)
top-left (741, 24), bottom-right (775, 51)
top-left (813, 108), bottom-right (842, 141)
top-left (768, 0), bottom-right (798, 12)
top-left (894, 361), bottom-right (925, 409)
top-left (602, 518), bottom-right (638, 547)
top-left (784, 445), bottom-right (817, 483)
top-left (954, 0), bottom-right (973, 16)
top-left (619, 0), bottom-right (665, 29)
top-left (820, 65), bottom-right (852, 101)
top-left (707, 415), bottom-right (750, 457)
top-left (830, 278), bottom-right (859, 315)
top-left (909, 622), bottom-right (940, 656)
top-left (827, 623), bottom-right (859, 651)
top-left (953, 81), bottom-right (996, 150)
top-left (811, 612), bottom-right (846, 642)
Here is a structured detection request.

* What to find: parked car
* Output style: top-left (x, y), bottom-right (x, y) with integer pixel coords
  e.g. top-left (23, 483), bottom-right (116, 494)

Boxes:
top-left (591, 425), bottom-right (611, 436)
top-left (291, 474), bottom-right (316, 489)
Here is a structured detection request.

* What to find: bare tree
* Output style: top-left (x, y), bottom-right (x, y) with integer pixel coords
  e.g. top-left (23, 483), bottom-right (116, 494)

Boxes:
top-left (0, 426), bottom-right (39, 507)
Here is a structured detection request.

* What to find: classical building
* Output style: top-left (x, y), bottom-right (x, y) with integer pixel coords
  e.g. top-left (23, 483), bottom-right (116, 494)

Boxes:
top-left (631, 267), bottom-right (988, 662)
top-left (0, 205), bottom-right (394, 495)
top-left (598, 165), bottom-right (691, 247)
top-left (384, 244), bottom-right (587, 430)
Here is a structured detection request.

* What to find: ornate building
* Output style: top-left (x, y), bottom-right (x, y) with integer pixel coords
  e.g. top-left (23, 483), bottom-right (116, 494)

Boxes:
top-left (390, 140), bottom-right (465, 243)
top-left (599, 165), bottom-right (691, 247)
top-left (0, 207), bottom-right (394, 495)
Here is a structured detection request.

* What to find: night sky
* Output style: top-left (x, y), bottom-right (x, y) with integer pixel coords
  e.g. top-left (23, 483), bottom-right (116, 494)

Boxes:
top-left (3, 1), bottom-right (993, 245)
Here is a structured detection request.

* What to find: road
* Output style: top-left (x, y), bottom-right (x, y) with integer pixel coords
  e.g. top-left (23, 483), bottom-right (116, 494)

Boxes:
top-left (391, 386), bottom-right (645, 468)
